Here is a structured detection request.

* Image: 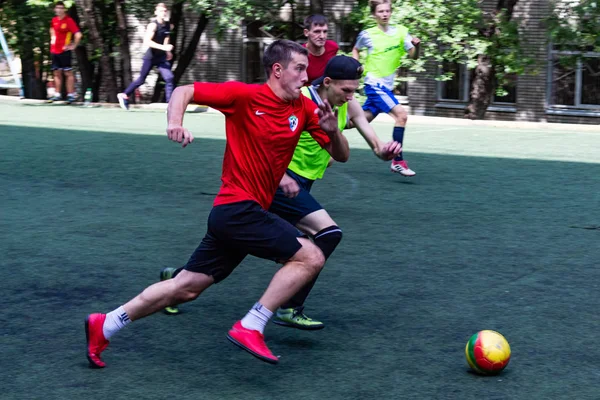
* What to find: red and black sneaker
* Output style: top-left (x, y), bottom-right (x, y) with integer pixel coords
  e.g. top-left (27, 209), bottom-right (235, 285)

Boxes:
top-left (227, 321), bottom-right (279, 364)
top-left (85, 313), bottom-right (110, 368)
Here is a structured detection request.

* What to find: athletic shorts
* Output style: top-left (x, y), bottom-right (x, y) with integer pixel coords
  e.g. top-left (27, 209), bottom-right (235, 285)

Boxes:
top-left (269, 169), bottom-right (323, 226)
top-left (51, 51), bottom-right (73, 71)
top-left (362, 83), bottom-right (400, 117)
top-left (184, 200), bottom-right (303, 283)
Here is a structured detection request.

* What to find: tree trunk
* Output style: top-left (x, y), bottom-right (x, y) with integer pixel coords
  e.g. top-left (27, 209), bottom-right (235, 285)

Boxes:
top-left (114, 0), bottom-right (132, 91)
top-left (310, 0), bottom-right (324, 14)
top-left (464, 0), bottom-right (519, 119)
top-left (173, 13), bottom-right (209, 85)
top-left (19, 40), bottom-right (37, 98)
top-left (93, 63), bottom-right (102, 102)
top-left (69, 2), bottom-right (94, 98)
top-left (80, 0), bottom-right (117, 102)
top-left (465, 55), bottom-right (494, 119)
top-left (169, 1), bottom-right (183, 64)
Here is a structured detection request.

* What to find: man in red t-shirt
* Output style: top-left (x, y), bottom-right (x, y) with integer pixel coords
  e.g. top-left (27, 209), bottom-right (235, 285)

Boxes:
top-left (302, 14), bottom-right (339, 84)
top-left (48, 1), bottom-right (82, 103)
top-left (84, 40), bottom-right (350, 368)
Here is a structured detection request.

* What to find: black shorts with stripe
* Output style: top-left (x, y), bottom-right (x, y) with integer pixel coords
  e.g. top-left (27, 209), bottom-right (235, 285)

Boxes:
top-left (51, 51), bottom-right (73, 71)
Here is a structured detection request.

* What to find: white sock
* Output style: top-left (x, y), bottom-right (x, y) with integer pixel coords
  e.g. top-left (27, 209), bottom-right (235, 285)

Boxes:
top-left (103, 306), bottom-right (131, 339)
top-left (241, 302), bottom-right (273, 334)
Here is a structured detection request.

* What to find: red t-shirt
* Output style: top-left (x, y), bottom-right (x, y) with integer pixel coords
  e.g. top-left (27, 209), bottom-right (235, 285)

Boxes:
top-left (50, 16), bottom-right (80, 54)
top-left (303, 40), bottom-right (339, 84)
top-left (193, 81), bottom-right (331, 210)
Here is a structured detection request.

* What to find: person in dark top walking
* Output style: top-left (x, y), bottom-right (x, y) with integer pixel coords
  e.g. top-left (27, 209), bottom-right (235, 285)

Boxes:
top-left (117, 3), bottom-right (174, 110)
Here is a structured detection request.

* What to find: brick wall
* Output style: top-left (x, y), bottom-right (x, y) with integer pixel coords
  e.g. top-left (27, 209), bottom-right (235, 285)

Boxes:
top-left (125, 1), bottom-right (598, 125)
top-left (407, 0), bottom-right (599, 124)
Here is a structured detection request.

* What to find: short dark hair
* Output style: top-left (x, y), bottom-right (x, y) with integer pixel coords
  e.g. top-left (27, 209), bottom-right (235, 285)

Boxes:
top-left (54, 1), bottom-right (66, 7)
top-left (304, 14), bottom-right (328, 30)
top-left (263, 40), bottom-right (308, 78)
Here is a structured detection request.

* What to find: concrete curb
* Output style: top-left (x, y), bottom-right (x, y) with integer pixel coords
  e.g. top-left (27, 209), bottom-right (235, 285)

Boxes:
top-left (0, 95), bottom-right (207, 113)
top-left (1, 95), bottom-right (597, 132)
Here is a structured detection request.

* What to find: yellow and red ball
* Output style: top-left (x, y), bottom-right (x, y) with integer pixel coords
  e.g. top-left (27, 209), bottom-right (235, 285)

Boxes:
top-left (465, 330), bottom-right (511, 375)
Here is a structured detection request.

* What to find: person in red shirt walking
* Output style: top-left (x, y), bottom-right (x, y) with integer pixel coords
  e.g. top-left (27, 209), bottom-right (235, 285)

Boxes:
top-left (84, 40), bottom-right (350, 367)
top-left (302, 14), bottom-right (339, 84)
top-left (48, 1), bottom-right (82, 103)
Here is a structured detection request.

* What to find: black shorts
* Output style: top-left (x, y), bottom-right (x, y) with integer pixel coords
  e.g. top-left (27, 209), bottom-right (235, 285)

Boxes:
top-left (269, 169), bottom-right (323, 226)
top-left (184, 201), bottom-right (303, 283)
top-left (51, 51), bottom-right (73, 71)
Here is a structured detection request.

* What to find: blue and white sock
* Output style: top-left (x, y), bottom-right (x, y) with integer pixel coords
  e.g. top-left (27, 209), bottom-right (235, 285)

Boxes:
top-left (241, 302), bottom-right (273, 334)
top-left (103, 306), bottom-right (131, 339)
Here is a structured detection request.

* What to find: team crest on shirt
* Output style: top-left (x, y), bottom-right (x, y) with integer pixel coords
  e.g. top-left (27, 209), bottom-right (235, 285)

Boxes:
top-left (288, 114), bottom-right (298, 132)
top-left (61, 23), bottom-right (67, 29)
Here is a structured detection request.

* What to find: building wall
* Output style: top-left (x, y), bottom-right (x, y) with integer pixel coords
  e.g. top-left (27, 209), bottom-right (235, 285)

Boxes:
top-left (408, 0), bottom-right (599, 124)
top-left (126, 1), bottom-right (599, 125)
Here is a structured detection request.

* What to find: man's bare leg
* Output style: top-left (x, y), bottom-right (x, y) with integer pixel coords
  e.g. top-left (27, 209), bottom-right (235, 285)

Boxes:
top-left (52, 70), bottom-right (63, 99)
top-left (123, 269), bottom-right (214, 321)
top-left (85, 270), bottom-right (214, 368)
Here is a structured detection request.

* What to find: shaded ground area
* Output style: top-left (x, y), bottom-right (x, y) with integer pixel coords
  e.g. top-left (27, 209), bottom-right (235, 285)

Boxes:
top-left (1, 104), bottom-right (599, 399)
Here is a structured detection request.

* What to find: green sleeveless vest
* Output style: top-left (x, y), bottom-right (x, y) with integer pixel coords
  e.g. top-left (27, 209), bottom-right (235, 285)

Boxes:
top-left (364, 25), bottom-right (409, 78)
top-left (287, 87), bottom-right (348, 180)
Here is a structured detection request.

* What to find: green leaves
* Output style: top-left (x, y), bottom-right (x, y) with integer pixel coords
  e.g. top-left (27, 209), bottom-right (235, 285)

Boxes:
top-left (546, 0), bottom-right (600, 54)
top-left (350, 0), bottom-right (533, 93)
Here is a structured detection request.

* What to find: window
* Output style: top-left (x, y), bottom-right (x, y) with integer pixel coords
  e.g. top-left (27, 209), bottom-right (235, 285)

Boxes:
top-left (437, 61), bottom-right (517, 109)
top-left (493, 75), bottom-right (517, 104)
top-left (438, 61), bottom-right (469, 102)
top-left (547, 50), bottom-right (600, 110)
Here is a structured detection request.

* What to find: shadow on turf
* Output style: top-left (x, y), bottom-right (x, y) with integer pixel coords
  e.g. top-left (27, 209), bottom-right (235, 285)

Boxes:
top-left (3, 123), bottom-right (600, 398)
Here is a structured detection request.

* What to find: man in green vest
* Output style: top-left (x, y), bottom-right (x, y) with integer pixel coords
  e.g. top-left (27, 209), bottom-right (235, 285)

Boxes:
top-left (269, 56), bottom-right (401, 329)
top-left (159, 56), bottom-right (402, 329)
top-left (352, 0), bottom-right (420, 177)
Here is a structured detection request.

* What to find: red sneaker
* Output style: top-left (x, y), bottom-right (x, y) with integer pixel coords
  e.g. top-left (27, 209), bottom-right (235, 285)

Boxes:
top-left (85, 314), bottom-right (109, 368)
top-left (227, 321), bottom-right (279, 364)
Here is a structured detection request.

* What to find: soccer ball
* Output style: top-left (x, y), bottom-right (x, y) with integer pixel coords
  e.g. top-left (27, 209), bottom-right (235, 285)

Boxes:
top-left (465, 330), bottom-right (511, 375)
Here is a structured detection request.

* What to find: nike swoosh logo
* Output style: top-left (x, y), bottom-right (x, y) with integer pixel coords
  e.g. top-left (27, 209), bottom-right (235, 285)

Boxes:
top-left (255, 110), bottom-right (265, 115)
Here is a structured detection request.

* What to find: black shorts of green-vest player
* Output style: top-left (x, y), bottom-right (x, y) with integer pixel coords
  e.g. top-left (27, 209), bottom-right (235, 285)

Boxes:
top-left (268, 168), bottom-right (343, 314)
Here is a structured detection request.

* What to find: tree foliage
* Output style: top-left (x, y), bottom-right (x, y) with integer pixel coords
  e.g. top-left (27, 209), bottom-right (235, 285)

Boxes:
top-left (350, 0), bottom-right (534, 118)
top-left (352, 0), bottom-right (532, 92)
top-left (546, 0), bottom-right (600, 59)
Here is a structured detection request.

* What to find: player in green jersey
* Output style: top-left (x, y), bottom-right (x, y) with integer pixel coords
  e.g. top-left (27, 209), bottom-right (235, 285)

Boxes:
top-left (352, 0), bottom-right (420, 177)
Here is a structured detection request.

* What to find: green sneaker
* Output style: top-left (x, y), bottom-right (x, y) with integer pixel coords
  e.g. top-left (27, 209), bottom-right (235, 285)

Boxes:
top-left (272, 307), bottom-right (325, 330)
top-left (159, 267), bottom-right (180, 315)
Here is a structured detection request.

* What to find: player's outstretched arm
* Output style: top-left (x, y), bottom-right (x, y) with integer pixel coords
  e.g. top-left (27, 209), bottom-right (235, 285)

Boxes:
top-left (351, 47), bottom-right (361, 61)
top-left (317, 100), bottom-right (349, 162)
top-left (167, 85), bottom-right (194, 148)
top-left (348, 99), bottom-right (401, 161)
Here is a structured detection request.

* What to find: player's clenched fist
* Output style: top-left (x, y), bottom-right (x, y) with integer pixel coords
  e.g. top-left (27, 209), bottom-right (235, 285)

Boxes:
top-left (376, 141), bottom-right (402, 161)
top-left (167, 124), bottom-right (194, 148)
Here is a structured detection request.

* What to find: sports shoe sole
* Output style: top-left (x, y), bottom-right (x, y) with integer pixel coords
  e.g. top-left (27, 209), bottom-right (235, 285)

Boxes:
top-left (85, 316), bottom-right (105, 369)
top-left (163, 306), bottom-right (180, 315)
top-left (390, 169), bottom-right (416, 177)
top-left (272, 319), bottom-right (325, 330)
top-left (117, 95), bottom-right (129, 110)
top-left (226, 334), bottom-right (279, 364)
